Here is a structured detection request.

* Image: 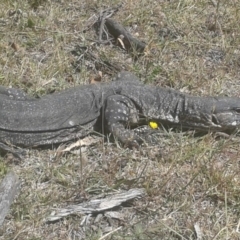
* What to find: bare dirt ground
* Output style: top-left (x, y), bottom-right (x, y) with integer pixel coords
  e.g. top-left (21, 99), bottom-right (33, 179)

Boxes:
top-left (1, 0), bottom-right (240, 239)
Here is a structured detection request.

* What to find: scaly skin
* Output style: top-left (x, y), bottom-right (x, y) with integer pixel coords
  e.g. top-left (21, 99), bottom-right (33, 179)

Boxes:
top-left (1, 71), bottom-right (240, 152)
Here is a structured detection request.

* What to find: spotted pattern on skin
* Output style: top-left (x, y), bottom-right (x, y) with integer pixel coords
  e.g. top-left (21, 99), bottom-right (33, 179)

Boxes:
top-left (104, 95), bottom-right (142, 146)
top-left (0, 86), bottom-right (30, 101)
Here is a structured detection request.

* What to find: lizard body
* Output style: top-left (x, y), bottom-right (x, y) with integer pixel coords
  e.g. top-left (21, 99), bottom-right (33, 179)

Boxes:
top-left (1, 71), bottom-right (240, 151)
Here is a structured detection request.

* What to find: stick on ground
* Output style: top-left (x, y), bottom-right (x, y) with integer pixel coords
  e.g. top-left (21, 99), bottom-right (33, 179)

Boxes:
top-left (105, 18), bottom-right (146, 53)
top-left (47, 188), bottom-right (145, 222)
top-left (0, 172), bottom-right (21, 226)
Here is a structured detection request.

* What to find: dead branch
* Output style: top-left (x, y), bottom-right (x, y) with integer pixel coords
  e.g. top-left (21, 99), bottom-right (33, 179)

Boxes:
top-left (97, 5), bottom-right (122, 42)
top-left (0, 172), bottom-right (21, 226)
top-left (47, 188), bottom-right (146, 222)
top-left (105, 18), bottom-right (146, 53)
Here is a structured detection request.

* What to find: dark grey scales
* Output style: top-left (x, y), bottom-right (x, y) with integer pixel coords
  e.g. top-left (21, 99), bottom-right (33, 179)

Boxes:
top-left (1, 71), bottom-right (240, 155)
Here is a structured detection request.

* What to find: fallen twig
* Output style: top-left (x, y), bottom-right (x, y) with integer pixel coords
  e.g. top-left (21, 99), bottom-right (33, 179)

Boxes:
top-left (98, 9), bottom-right (116, 42)
top-left (98, 226), bottom-right (122, 240)
top-left (97, 6), bottom-right (122, 42)
top-left (105, 18), bottom-right (146, 53)
top-left (47, 188), bottom-right (146, 222)
top-left (0, 172), bottom-right (21, 226)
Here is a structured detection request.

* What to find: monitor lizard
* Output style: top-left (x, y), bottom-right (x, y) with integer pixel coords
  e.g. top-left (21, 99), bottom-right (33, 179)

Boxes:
top-left (1, 71), bottom-right (240, 156)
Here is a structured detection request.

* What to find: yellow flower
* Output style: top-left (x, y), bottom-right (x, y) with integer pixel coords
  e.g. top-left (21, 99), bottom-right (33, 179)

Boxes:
top-left (149, 121), bottom-right (158, 129)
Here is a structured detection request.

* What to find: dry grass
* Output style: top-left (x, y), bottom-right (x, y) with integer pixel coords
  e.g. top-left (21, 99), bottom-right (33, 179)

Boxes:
top-left (1, 0), bottom-right (240, 239)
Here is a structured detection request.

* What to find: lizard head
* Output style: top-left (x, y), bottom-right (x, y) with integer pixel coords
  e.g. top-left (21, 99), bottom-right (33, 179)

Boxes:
top-left (212, 98), bottom-right (240, 130)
